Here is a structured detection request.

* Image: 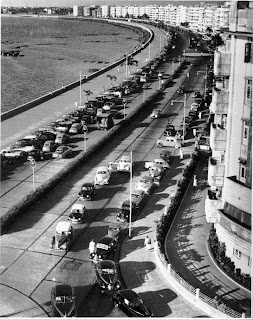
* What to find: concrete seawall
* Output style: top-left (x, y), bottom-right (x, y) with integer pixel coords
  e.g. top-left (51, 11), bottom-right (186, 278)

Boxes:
top-left (1, 21), bottom-right (153, 121)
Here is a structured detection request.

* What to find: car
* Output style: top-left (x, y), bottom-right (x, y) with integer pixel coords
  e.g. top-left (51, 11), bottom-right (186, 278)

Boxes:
top-left (12, 141), bottom-right (36, 152)
top-left (116, 200), bottom-right (139, 223)
top-left (35, 131), bottom-right (57, 141)
top-left (27, 149), bottom-right (44, 161)
top-left (135, 175), bottom-right (156, 195)
top-left (150, 109), bottom-right (161, 119)
top-left (95, 260), bottom-right (121, 294)
top-left (116, 155), bottom-right (132, 172)
top-left (51, 284), bottom-right (77, 317)
top-left (94, 166), bottom-right (111, 185)
top-left (81, 114), bottom-right (93, 125)
top-left (52, 145), bottom-right (72, 158)
top-left (78, 182), bottom-right (95, 201)
top-left (190, 102), bottom-right (199, 111)
top-left (94, 235), bottom-right (118, 260)
top-left (112, 289), bottom-right (153, 317)
top-left (42, 140), bottom-right (58, 152)
top-left (55, 133), bottom-right (70, 145)
top-left (131, 189), bottom-right (146, 208)
top-left (148, 163), bottom-right (165, 184)
top-left (192, 91), bottom-right (201, 98)
top-left (54, 122), bottom-right (70, 133)
top-left (145, 158), bottom-right (171, 170)
top-left (52, 221), bottom-right (74, 251)
top-left (107, 224), bottom-right (121, 241)
top-left (156, 137), bottom-right (182, 148)
top-left (1, 153), bottom-right (14, 170)
top-left (69, 122), bottom-right (83, 134)
top-left (188, 110), bottom-right (198, 121)
top-left (1, 148), bottom-right (27, 159)
top-left (159, 150), bottom-right (172, 162)
top-left (176, 87), bottom-right (185, 93)
top-left (68, 203), bottom-right (86, 223)
top-left (164, 124), bottom-right (176, 136)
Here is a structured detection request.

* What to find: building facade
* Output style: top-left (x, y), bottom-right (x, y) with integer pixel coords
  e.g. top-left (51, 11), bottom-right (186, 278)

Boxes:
top-left (206, 0), bottom-right (252, 275)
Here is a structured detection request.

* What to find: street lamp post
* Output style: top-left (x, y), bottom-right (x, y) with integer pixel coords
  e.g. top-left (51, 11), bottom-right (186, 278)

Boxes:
top-left (80, 71), bottom-right (86, 106)
top-left (123, 101), bottom-right (127, 119)
top-left (29, 159), bottom-right (36, 191)
top-left (171, 93), bottom-right (187, 144)
top-left (83, 125), bottom-right (88, 152)
top-left (158, 72), bottom-right (163, 90)
top-left (128, 151), bottom-right (133, 238)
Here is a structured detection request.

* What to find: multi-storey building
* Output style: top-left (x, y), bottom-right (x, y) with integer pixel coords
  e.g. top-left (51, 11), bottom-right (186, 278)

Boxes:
top-left (205, 0), bottom-right (252, 275)
top-left (73, 5), bottom-right (83, 17)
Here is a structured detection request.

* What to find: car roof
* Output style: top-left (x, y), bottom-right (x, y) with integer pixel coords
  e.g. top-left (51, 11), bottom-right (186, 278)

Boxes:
top-left (97, 166), bottom-right (109, 171)
top-left (140, 175), bottom-right (153, 181)
top-left (81, 182), bottom-right (94, 187)
top-left (120, 156), bottom-right (131, 161)
top-left (97, 259), bottom-right (116, 269)
top-left (98, 236), bottom-right (114, 244)
top-left (71, 203), bottom-right (85, 211)
top-left (56, 221), bottom-right (72, 232)
top-left (154, 158), bottom-right (165, 162)
top-left (132, 189), bottom-right (145, 196)
top-left (54, 284), bottom-right (74, 296)
top-left (119, 289), bottom-right (139, 300)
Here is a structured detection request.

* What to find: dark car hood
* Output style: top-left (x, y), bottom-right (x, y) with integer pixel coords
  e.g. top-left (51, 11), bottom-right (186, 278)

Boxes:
top-left (53, 301), bottom-right (76, 317)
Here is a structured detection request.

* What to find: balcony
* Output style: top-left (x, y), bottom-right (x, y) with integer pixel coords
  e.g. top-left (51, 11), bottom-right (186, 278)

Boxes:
top-left (208, 157), bottom-right (225, 187)
top-left (213, 51), bottom-right (231, 77)
top-left (210, 123), bottom-right (227, 151)
top-left (205, 189), bottom-right (223, 223)
top-left (209, 88), bottom-right (229, 114)
top-left (223, 176), bottom-right (251, 215)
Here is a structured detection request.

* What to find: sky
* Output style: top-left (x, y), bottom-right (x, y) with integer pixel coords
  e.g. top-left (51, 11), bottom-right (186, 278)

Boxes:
top-left (1, 0), bottom-right (227, 8)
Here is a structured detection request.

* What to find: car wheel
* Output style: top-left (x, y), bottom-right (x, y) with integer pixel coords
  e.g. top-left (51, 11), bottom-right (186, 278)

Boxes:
top-left (175, 144), bottom-right (179, 149)
top-left (114, 301), bottom-right (119, 308)
top-left (158, 143), bottom-right (163, 148)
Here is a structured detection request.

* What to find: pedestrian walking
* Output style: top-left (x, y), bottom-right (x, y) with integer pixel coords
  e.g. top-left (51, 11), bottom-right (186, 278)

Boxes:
top-left (89, 239), bottom-right (96, 255)
top-left (198, 111), bottom-right (202, 119)
top-left (193, 175), bottom-right (198, 188)
top-left (75, 100), bottom-right (78, 108)
top-left (144, 236), bottom-right (152, 251)
top-left (179, 148), bottom-right (184, 160)
top-left (193, 128), bottom-right (197, 137)
top-left (50, 236), bottom-right (55, 250)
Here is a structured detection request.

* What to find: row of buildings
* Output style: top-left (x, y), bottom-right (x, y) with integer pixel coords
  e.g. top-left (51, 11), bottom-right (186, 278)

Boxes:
top-left (73, 3), bottom-right (230, 32)
top-left (205, 0), bottom-right (252, 276)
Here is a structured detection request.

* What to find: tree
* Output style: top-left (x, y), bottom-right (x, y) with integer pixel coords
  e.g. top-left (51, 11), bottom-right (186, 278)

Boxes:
top-left (206, 27), bottom-right (213, 34)
top-left (106, 75), bottom-right (117, 87)
top-left (83, 89), bottom-right (93, 101)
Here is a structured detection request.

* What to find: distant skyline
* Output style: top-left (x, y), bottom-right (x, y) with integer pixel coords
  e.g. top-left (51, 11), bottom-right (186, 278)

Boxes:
top-left (1, 0), bottom-right (227, 8)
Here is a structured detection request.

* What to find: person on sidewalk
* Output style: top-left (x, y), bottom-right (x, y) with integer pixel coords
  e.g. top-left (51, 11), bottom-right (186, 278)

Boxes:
top-left (193, 128), bottom-right (197, 137)
top-left (50, 236), bottom-right (55, 250)
top-left (75, 100), bottom-right (78, 108)
top-left (179, 148), bottom-right (184, 160)
top-left (198, 111), bottom-right (202, 119)
top-left (144, 236), bottom-right (152, 251)
top-left (193, 175), bottom-right (198, 188)
top-left (89, 239), bottom-right (96, 256)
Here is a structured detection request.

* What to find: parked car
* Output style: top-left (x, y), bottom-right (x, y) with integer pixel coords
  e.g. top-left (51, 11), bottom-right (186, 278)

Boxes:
top-left (145, 158), bottom-right (171, 170)
top-left (150, 109), bottom-right (161, 119)
top-left (112, 289), bottom-right (153, 317)
top-left (176, 87), bottom-right (185, 93)
top-left (156, 137), bottom-right (182, 148)
top-left (116, 155), bottom-right (132, 172)
top-left (131, 189), bottom-right (146, 209)
top-left (69, 122), bottom-right (83, 134)
top-left (78, 182), bottom-right (95, 201)
top-left (135, 175), bottom-right (156, 195)
top-left (192, 91), bottom-right (201, 98)
top-left (1, 148), bottom-right (27, 159)
top-left (164, 124), bottom-right (176, 136)
top-left (148, 163), bottom-right (165, 184)
top-left (53, 221), bottom-right (74, 251)
top-left (35, 131), bottom-right (57, 141)
top-left (52, 145), bottom-right (72, 159)
top-left (94, 166), bottom-right (111, 185)
top-left (95, 260), bottom-right (121, 294)
top-left (159, 150), bottom-right (172, 162)
top-left (196, 135), bottom-right (211, 152)
top-left (96, 113), bottom-right (114, 130)
top-left (54, 122), bottom-right (70, 133)
top-left (93, 236), bottom-right (118, 260)
top-left (27, 149), bottom-right (44, 161)
top-left (107, 224), bottom-right (121, 241)
top-left (55, 133), bottom-right (70, 145)
top-left (190, 102), bottom-right (199, 111)
top-left (68, 203), bottom-right (86, 224)
top-left (51, 284), bottom-right (77, 317)
top-left (42, 140), bottom-right (58, 152)
top-left (116, 200), bottom-right (138, 223)
top-left (12, 141), bottom-right (36, 152)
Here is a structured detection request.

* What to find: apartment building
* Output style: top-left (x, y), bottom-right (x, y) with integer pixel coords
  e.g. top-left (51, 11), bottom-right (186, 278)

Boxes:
top-left (205, 0), bottom-right (252, 275)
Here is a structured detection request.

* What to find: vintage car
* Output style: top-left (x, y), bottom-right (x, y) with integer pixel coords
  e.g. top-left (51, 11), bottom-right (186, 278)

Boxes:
top-left (156, 137), bottom-right (182, 149)
top-left (55, 133), bottom-right (70, 145)
top-left (131, 189), bottom-right (146, 209)
top-left (78, 182), bottom-right (95, 201)
top-left (95, 260), bottom-right (121, 294)
top-left (159, 150), bottom-right (172, 162)
top-left (196, 135), bottom-right (211, 152)
top-left (107, 224), bottom-right (121, 241)
top-left (116, 155), bottom-right (132, 172)
top-left (69, 122), bottom-right (83, 134)
top-left (164, 124), bottom-right (176, 136)
top-left (54, 122), bottom-right (71, 133)
top-left (192, 90), bottom-right (202, 99)
top-left (53, 221), bottom-right (74, 251)
top-left (94, 166), bottom-right (111, 185)
top-left (145, 158), bottom-right (171, 170)
top-left (51, 284), bottom-right (77, 317)
top-left (150, 109), bottom-right (161, 119)
top-left (116, 200), bottom-right (138, 223)
top-left (96, 113), bottom-right (114, 130)
top-left (92, 236), bottom-right (118, 260)
top-left (135, 175), bottom-right (156, 195)
top-left (148, 163), bottom-right (165, 184)
top-left (1, 148), bottom-right (27, 159)
top-left (68, 203), bottom-right (86, 224)
top-left (190, 102), bottom-right (199, 111)
top-left (52, 145), bottom-right (72, 159)
top-left (42, 140), bottom-right (58, 152)
top-left (112, 289), bottom-right (153, 317)
top-left (27, 149), bottom-right (44, 161)
top-left (176, 86), bottom-right (185, 94)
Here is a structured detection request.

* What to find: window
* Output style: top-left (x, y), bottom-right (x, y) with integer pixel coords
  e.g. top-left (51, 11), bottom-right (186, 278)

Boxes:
top-left (221, 114), bottom-right (227, 129)
top-left (244, 43), bottom-right (252, 63)
top-left (249, 257), bottom-right (252, 267)
top-left (239, 164), bottom-right (247, 184)
top-left (245, 79), bottom-right (252, 105)
top-left (242, 122), bottom-right (249, 145)
top-left (234, 248), bottom-right (242, 259)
